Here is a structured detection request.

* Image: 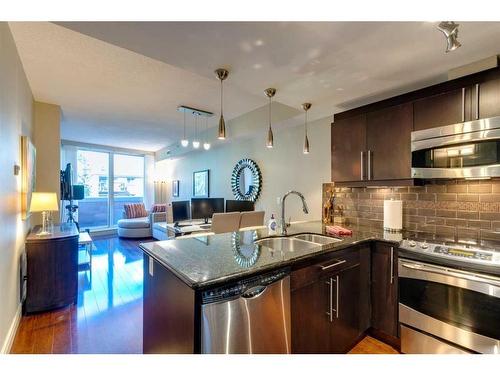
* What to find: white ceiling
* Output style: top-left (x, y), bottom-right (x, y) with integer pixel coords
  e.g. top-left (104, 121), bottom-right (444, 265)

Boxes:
top-left (9, 21), bottom-right (500, 152)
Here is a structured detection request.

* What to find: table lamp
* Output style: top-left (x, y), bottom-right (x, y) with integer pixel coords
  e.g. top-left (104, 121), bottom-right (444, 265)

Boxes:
top-left (30, 192), bottom-right (59, 235)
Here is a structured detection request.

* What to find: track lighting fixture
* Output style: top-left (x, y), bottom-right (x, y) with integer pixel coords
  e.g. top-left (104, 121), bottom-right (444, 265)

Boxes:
top-left (265, 88), bottom-right (276, 148)
top-left (302, 103), bottom-right (311, 154)
top-left (215, 68), bottom-right (229, 140)
top-left (437, 21), bottom-right (461, 53)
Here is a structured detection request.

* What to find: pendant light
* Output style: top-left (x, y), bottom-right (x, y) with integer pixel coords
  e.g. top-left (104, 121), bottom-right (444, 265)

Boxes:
top-left (203, 116), bottom-right (211, 150)
top-left (215, 68), bottom-right (229, 140)
top-left (192, 113), bottom-right (200, 149)
top-left (302, 103), bottom-right (311, 154)
top-left (265, 88), bottom-right (276, 148)
top-left (180, 109), bottom-right (189, 147)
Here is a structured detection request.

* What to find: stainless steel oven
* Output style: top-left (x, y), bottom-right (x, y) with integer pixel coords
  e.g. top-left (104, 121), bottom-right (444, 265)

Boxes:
top-left (411, 115), bottom-right (500, 179)
top-left (399, 258), bottom-right (500, 354)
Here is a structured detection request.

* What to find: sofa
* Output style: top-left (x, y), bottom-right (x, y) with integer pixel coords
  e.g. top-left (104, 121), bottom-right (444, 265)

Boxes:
top-left (117, 203), bottom-right (166, 238)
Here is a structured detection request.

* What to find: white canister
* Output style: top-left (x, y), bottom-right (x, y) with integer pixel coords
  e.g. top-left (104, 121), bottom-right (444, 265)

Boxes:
top-left (383, 199), bottom-right (403, 232)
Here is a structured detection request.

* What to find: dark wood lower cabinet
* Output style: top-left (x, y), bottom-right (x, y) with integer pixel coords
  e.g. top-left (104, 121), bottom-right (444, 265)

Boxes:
top-left (291, 245), bottom-right (371, 353)
top-left (371, 242), bottom-right (398, 338)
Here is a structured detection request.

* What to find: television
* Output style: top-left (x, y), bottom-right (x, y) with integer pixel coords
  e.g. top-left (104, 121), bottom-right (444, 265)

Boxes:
top-left (226, 200), bottom-right (254, 212)
top-left (191, 198), bottom-right (224, 223)
top-left (172, 201), bottom-right (190, 225)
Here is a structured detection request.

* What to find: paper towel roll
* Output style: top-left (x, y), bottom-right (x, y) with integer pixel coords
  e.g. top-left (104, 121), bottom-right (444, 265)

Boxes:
top-left (384, 199), bottom-right (402, 232)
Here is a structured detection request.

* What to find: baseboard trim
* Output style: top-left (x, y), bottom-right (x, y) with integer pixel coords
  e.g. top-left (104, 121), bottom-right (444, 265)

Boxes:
top-left (1, 303), bottom-right (22, 354)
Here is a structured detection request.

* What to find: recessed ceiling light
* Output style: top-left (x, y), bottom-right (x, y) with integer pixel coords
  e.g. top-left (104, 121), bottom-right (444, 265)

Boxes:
top-left (253, 63), bottom-right (262, 70)
top-left (254, 39), bottom-right (264, 47)
top-left (336, 88), bottom-right (344, 91)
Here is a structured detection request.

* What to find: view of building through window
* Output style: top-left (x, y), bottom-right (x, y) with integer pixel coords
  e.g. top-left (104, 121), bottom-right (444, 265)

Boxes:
top-left (76, 149), bottom-right (145, 228)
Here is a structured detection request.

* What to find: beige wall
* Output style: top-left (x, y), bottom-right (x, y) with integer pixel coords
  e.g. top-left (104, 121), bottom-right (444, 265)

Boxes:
top-left (0, 23), bottom-right (34, 352)
top-left (156, 116), bottom-right (332, 222)
top-left (32, 102), bottom-right (61, 225)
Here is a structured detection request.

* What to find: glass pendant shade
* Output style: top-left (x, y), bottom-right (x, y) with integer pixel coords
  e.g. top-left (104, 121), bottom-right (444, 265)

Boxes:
top-left (266, 126), bottom-right (274, 148)
top-left (303, 134), bottom-right (310, 154)
top-left (218, 115), bottom-right (226, 140)
top-left (181, 139), bottom-right (189, 147)
top-left (192, 140), bottom-right (200, 149)
top-left (203, 142), bottom-right (211, 150)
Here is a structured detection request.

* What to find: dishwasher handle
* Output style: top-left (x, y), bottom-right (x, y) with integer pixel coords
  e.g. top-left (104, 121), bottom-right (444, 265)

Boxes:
top-left (242, 285), bottom-right (267, 299)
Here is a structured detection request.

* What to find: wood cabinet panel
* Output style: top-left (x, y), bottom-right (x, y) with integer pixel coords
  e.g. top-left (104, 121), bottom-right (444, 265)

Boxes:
top-left (366, 103), bottom-right (413, 180)
top-left (331, 114), bottom-right (366, 182)
top-left (291, 246), bottom-right (371, 353)
top-left (371, 242), bottom-right (398, 338)
top-left (478, 78), bottom-right (500, 119)
top-left (413, 88), bottom-right (471, 131)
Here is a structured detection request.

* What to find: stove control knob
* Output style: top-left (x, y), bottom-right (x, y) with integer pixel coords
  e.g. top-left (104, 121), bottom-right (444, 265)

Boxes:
top-left (420, 241), bottom-right (429, 250)
top-left (408, 240), bottom-right (417, 247)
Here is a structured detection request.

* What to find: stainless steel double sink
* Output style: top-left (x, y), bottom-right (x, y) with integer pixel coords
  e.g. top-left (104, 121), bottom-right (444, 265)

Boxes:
top-left (255, 233), bottom-right (342, 252)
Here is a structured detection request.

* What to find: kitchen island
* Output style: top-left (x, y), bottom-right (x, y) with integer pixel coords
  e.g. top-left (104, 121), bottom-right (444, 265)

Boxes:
top-left (140, 221), bottom-right (403, 354)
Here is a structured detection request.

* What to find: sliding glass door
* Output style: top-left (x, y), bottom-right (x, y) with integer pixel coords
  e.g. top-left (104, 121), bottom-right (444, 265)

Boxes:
top-left (112, 154), bottom-right (145, 225)
top-left (75, 149), bottom-right (145, 230)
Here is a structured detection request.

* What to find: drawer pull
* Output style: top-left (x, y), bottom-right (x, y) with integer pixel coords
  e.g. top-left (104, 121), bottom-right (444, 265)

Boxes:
top-left (319, 259), bottom-right (346, 271)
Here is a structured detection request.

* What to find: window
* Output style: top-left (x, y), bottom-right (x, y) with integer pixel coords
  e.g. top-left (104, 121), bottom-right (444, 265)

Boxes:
top-left (75, 149), bottom-right (145, 229)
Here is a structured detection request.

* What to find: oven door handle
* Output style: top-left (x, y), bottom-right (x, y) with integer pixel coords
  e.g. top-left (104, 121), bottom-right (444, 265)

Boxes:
top-left (400, 260), bottom-right (500, 297)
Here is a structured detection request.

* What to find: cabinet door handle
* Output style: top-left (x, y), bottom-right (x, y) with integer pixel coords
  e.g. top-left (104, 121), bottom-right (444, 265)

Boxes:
top-left (360, 151), bottom-right (365, 180)
top-left (319, 259), bottom-right (346, 271)
top-left (367, 150), bottom-right (372, 180)
top-left (461, 87), bottom-right (466, 122)
top-left (334, 275), bottom-right (339, 319)
top-left (390, 247), bottom-right (394, 284)
top-left (475, 83), bottom-right (480, 120)
top-left (326, 278), bottom-right (333, 322)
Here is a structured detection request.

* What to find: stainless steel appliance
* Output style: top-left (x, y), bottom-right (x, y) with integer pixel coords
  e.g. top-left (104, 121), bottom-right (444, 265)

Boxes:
top-left (201, 268), bottom-right (291, 354)
top-left (411, 115), bottom-right (500, 179)
top-left (398, 240), bottom-right (500, 354)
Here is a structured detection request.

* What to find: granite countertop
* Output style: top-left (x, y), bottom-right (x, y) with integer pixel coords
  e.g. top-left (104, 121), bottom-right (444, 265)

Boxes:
top-left (139, 221), bottom-right (391, 289)
top-left (140, 220), bottom-right (500, 289)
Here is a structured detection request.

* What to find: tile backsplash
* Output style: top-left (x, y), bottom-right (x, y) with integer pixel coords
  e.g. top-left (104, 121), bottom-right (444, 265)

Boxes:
top-left (323, 180), bottom-right (500, 241)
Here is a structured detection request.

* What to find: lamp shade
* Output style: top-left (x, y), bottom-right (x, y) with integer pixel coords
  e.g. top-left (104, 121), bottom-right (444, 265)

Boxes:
top-left (30, 192), bottom-right (59, 212)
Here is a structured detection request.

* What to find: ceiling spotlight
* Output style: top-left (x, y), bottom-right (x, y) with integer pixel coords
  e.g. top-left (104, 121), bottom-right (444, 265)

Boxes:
top-left (215, 68), bottom-right (229, 140)
top-left (302, 103), bottom-right (311, 154)
top-left (265, 88), bottom-right (276, 149)
top-left (437, 21), bottom-right (461, 53)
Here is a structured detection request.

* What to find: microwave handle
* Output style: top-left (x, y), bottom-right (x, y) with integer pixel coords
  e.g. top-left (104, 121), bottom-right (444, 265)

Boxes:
top-left (475, 83), bottom-right (480, 120)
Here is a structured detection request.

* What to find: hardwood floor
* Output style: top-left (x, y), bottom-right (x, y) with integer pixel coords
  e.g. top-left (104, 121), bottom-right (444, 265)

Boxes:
top-left (11, 235), bottom-right (153, 354)
top-left (348, 336), bottom-right (400, 354)
top-left (10, 234), bottom-right (400, 354)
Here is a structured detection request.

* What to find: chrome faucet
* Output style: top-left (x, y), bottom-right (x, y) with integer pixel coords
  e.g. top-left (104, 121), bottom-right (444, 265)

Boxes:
top-left (279, 190), bottom-right (309, 235)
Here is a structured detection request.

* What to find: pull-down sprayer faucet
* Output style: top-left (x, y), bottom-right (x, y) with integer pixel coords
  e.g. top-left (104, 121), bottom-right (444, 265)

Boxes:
top-left (279, 190), bottom-right (309, 235)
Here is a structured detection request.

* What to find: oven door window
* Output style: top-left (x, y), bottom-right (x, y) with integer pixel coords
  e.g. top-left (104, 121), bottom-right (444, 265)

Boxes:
top-left (400, 278), bottom-right (500, 340)
top-left (412, 140), bottom-right (500, 168)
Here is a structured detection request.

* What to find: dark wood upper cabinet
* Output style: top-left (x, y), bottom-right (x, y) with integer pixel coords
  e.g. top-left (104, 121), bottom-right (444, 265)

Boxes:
top-left (413, 87), bottom-right (472, 131)
top-left (331, 114), bottom-right (366, 182)
top-left (371, 242), bottom-right (398, 338)
top-left (366, 103), bottom-right (413, 180)
top-left (478, 78), bottom-right (500, 119)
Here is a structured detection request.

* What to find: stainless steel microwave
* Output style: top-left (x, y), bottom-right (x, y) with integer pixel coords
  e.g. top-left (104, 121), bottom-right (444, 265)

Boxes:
top-left (411, 116), bottom-right (500, 179)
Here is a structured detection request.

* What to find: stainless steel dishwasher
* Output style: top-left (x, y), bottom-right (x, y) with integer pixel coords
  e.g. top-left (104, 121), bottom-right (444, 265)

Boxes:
top-left (201, 268), bottom-right (291, 354)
